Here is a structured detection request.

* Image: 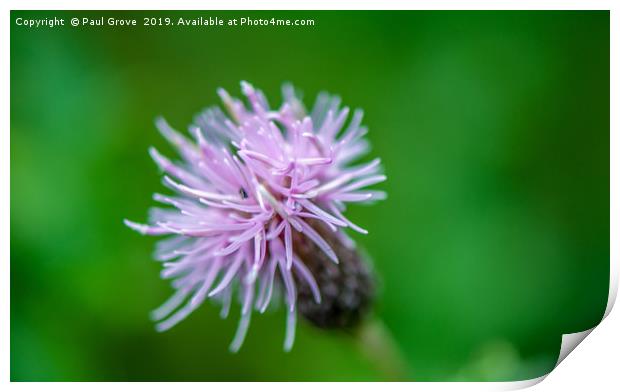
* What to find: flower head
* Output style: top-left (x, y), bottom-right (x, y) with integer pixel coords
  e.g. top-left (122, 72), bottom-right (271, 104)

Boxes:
top-left (125, 81), bottom-right (386, 352)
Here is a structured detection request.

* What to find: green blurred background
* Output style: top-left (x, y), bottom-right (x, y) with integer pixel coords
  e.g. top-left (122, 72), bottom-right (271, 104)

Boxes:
top-left (11, 10), bottom-right (609, 381)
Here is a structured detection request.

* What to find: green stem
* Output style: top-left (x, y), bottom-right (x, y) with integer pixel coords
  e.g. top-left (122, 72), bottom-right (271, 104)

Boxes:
top-left (354, 318), bottom-right (411, 381)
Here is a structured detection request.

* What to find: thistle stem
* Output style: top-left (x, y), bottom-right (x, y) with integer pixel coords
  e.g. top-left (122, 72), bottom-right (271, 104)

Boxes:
top-left (354, 318), bottom-right (411, 381)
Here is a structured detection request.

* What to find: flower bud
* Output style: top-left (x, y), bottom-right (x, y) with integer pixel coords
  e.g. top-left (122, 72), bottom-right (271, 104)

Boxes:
top-left (293, 221), bottom-right (375, 330)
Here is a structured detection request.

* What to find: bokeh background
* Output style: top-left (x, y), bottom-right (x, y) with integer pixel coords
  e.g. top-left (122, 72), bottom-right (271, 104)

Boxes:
top-left (11, 10), bottom-right (609, 381)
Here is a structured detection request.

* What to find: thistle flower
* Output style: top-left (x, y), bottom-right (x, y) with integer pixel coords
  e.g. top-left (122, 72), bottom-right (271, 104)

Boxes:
top-left (125, 81), bottom-right (386, 352)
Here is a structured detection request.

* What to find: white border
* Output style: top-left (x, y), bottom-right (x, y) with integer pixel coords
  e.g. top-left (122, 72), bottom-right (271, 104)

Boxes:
top-left (0, 0), bottom-right (615, 10)
top-left (3, 1), bottom-right (617, 390)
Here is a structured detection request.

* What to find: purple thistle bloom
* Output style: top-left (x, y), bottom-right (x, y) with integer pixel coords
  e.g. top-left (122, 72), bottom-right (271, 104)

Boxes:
top-left (125, 81), bottom-right (386, 352)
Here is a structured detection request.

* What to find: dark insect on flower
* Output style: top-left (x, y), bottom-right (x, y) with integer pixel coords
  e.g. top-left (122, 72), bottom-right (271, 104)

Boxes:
top-left (125, 82), bottom-right (386, 352)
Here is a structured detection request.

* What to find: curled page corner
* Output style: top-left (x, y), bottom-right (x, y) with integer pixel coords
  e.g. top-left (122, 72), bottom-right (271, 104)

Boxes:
top-left (495, 327), bottom-right (599, 391)
top-left (499, 374), bottom-right (546, 391)
top-left (555, 327), bottom-right (595, 366)
top-left (499, 259), bottom-right (617, 391)
top-left (498, 326), bottom-right (602, 390)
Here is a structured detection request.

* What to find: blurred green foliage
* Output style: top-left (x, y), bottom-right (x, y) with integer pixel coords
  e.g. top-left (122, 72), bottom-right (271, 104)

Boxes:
top-left (11, 10), bottom-right (609, 381)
